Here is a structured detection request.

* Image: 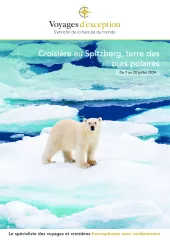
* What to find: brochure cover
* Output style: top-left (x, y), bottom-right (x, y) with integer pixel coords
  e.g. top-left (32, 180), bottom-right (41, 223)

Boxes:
top-left (0, 0), bottom-right (169, 239)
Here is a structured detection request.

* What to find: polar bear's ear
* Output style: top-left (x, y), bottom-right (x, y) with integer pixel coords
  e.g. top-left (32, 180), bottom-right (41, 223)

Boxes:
top-left (98, 117), bottom-right (102, 122)
top-left (83, 118), bottom-right (87, 122)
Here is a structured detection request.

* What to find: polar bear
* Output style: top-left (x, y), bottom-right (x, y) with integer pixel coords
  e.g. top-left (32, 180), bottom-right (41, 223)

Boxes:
top-left (42, 117), bottom-right (102, 168)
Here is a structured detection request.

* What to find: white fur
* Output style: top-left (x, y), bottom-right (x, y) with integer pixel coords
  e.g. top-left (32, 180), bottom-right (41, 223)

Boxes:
top-left (42, 118), bottom-right (102, 168)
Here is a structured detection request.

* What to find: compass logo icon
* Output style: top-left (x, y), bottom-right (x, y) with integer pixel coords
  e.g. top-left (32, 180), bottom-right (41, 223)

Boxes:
top-left (79, 5), bottom-right (91, 19)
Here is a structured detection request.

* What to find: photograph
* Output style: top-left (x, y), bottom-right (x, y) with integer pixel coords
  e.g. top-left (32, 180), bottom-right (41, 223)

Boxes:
top-left (0, 39), bottom-right (170, 229)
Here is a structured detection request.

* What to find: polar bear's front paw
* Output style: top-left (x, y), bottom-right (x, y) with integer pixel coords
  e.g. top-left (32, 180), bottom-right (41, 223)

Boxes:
top-left (87, 160), bottom-right (97, 166)
top-left (80, 163), bottom-right (91, 169)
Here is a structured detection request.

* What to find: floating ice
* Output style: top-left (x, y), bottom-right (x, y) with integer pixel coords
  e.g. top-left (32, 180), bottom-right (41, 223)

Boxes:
top-left (0, 200), bottom-right (169, 229)
top-left (1, 62), bottom-right (170, 101)
top-left (21, 69), bottom-right (37, 78)
top-left (25, 63), bottom-right (170, 101)
top-left (10, 134), bottom-right (25, 139)
top-left (128, 107), bottom-right (170, 124)
top-left (135, 107), bottom-right (147, 111)
top-left (0, 43), bottom-right (17, 53)
top-left (0, 98), bottom-right (14, 114)
top-left (0, 121), bottom-right (169, 208)
top-left (14, 65), bottom-right (170, 100)
top-left (0, 104), bottom-right (78, 124)
top-left (0, 104), bottom-right (79, 133)
top-left (0, 57), bottom-right (30, 87)
top-left (96, 40), bottom-right (170, 69)
top-left (0, 40), bottom-right (170, 102)
top-left (10, 43), bottom-right (84, 67)
top-left (0, 120), bottom-right (170, 228)
top-left (102, 121), bottom-right (158, 136)
top-left (0, 82), bottom-right (14, 99)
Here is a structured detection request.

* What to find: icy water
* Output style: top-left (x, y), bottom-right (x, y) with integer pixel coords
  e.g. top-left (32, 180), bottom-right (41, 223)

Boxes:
top-left (1, 98), bottom-right (170, 144)
top-left (0, 40), bottom-right (170, 229)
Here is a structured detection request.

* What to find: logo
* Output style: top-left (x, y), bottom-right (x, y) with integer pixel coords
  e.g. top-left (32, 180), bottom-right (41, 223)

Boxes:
top-left (49, 5), bottom-right (120, 33)
top-left (79, 5), bottom-right (91, 19)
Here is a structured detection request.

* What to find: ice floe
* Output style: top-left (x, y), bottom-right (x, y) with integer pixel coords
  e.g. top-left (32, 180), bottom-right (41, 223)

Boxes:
top-left (0, 42), bottom-right (17, 53)
top-left (102, 121), bottom-right (158, 136)
top-left (0, 120), bottom-right (170, 228)
top-left (0, 57), bottom-right (30, 87)
top-left (0, 61), bottom-right (170, 101)
top-left (96, 40), bottom-right (170, 69)
top-left (0, 121), bottom-right (169, 206)
top-left (10, 43), bottom-right (84, 67)
top-left (128, 107), bottom-right (170, 124)
top-left (0, 40), bottom-right (170, 103)
top-left (0, 200), bottom-right (169, 229)
top-left (0, 104), bottom-right (78, 124)
top-left (1, 63), bottom-right (170, 101)
top-left (10, 134), bottom-right (25, 139)
top-left (0, 104), bottom-right (79, 133)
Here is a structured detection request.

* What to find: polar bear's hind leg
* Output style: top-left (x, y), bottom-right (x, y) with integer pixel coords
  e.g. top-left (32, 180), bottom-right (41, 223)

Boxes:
top-left (42, 143), bottom-right (60, 164)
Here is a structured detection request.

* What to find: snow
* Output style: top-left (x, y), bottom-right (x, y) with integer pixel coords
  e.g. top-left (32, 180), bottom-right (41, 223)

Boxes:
top-left (0, 104), bottom-right (78, 124)
top-left (10, 43), bottom-right (84, 67)
top-left (0, 98), bottom-right (4, 105)
top-left (40, 127), bottom-right (52, 135)
top-left (128, 107), bottom-right (170, 124)
top-left (0, 200), bottom-right (169, 229)
top-left (0, 120), bottom-right (170, 228)
top-left (0, 121), bottom-right (169, 205)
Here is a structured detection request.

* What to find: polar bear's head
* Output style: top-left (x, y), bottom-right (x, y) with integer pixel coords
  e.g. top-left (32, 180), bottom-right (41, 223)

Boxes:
top-left (83, 117), bottom-right (102, 132)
